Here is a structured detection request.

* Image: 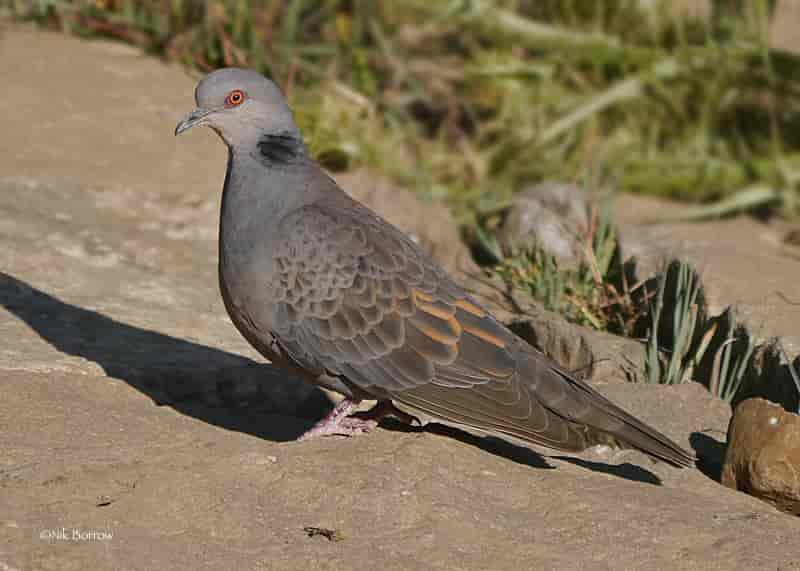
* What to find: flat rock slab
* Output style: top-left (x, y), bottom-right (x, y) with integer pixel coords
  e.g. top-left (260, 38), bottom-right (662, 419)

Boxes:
top-left (2, 23), bottom-right (800, 571)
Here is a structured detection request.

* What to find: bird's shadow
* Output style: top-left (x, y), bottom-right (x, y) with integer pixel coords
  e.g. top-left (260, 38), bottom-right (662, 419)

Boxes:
top-left (2, 271), bottom-right (666, 484)
top-left (381, 418), bottom-right (664, 484)
top-left (0, 272), bottom-right (330, 442)
top-left (380, 417), bottom-right (554, 471)
top-left (550, 456), bottom-right (661, 485)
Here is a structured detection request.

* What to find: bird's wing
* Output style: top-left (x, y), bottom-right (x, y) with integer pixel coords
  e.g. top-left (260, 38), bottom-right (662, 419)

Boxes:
top-left (269, 199), bottom-right (694, 467)
top-left (267, 198), bottom-right (486, 389)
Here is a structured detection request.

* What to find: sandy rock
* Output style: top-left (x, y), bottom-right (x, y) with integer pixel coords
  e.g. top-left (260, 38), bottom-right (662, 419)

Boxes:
top-left (616, 195), bottom-right (800, 411)
top-left (507, 302), bottom-right (652, 384)
top-left (497, 181), bottom-right (589, 268)
top-left (722, 398), bottom-right (800, 516)
top-left (617, 197), bottom-right (800, 358)
top-left (596, 380), bottom-right (730, 468)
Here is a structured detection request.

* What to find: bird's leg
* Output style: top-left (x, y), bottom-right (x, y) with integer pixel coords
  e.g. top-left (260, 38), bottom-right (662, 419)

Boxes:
top-left (298, 399), bottom-right (420, 441)
top-left (298, 398), bottom-right (371, 440)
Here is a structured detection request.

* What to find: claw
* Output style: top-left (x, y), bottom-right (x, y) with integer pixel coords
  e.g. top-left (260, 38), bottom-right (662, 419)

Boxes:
top-left (297, 398), bottom-right (360, 441)
top-left (297, 399), bottom-right (419, 441)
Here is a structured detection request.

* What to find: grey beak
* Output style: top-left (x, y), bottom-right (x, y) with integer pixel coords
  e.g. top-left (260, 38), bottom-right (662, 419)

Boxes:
top-left (175, 108), bottom-right (213, 136)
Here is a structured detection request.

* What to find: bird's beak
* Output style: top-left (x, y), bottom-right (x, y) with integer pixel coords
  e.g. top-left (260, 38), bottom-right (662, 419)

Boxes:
top-left (174, 107), bottom-right (213, 136)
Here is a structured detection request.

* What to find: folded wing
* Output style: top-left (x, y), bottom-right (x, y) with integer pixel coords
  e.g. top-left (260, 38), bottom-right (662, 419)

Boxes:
top-left (269, 198), bottom-right (694, 467)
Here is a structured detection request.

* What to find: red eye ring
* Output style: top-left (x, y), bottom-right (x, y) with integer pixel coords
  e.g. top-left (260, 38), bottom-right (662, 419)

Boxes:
top-left (225, 89), bottom-right (246, 107)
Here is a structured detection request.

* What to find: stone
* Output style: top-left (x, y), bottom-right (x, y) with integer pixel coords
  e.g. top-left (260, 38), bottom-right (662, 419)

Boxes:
top-left (722, 397), bottom-right (800, 516)
top-left (496, 181), bottom-right (590, 269)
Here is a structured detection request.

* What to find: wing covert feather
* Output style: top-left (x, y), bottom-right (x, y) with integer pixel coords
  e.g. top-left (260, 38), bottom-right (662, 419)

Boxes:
top-left (267, 200), bottom-right (517, 392)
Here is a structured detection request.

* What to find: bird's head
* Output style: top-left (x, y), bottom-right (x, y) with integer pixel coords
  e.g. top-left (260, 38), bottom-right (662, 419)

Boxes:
top-left (175, 68), bottom-right (300, 149)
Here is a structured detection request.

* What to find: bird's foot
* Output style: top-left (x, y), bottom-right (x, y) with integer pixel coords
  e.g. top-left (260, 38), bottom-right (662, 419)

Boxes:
top-left (298, 398), bottom-right (372, 441)
top-left (297, 399), bottom-right (420, 441)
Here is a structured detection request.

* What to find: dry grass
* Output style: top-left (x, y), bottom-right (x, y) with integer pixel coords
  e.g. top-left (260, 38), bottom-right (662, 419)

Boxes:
top-left (4, 0), bottom-right (800, 223)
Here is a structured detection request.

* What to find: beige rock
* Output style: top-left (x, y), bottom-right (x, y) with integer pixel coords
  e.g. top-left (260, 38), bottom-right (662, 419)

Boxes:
top-left (722, 398), bottom-right (800, 516)
top-left (501, 298), bottom-right (654, 385)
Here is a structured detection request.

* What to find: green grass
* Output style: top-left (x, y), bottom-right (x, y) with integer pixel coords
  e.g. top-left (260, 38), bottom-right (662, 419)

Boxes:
top-left (5, 0), bottom-right (800, 222)
top-left (485, 198), bottom-right (644, 335)
top-left (778, 342), bottom-right (800, 414)
top-left (644, 259), bottom-right (706, 385)
top-left (642, 259), bottom-right (759, 402)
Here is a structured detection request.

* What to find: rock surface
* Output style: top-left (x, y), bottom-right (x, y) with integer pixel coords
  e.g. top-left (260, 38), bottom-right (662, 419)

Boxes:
top-left (3, 23), bottom-right (800, 571)
top-left (497, 181), bottom-right (590, 269)
top-left (617, 195), bottom-right (800, 358)
top-left (722, 398), bottom-right (800, 516)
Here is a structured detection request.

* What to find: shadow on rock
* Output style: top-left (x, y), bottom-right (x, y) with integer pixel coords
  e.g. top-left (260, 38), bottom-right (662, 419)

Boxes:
top-left (382, 418), bottom-right (664, 482)
top-left (690, 431), bottom-right (728, 483)
top-left (0, 272), bottom-right (331, 441)
top-left (551, 456), bottom-right (662, 485)
top-left (379, 417), bottom-right (552, 470)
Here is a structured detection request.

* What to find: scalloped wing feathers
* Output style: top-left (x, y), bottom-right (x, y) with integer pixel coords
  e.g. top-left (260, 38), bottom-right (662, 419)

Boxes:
top-left (265, 197), bottom-right (694, 467)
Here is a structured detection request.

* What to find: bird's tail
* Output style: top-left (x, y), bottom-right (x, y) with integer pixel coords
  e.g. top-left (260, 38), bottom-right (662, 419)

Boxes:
top-left (396, 347), bottom-right (696, 468)
top-left (538, 366), bottom-right (697, 468)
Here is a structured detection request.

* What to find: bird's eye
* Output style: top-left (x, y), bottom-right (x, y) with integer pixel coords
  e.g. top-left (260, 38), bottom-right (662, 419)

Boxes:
top-left (225, 89), bottom-right (246, 107)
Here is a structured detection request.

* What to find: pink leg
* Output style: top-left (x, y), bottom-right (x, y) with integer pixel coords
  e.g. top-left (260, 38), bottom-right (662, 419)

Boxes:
top-left (297, 399), bottom-right (420, 441)
top-left (298, 398), bottom-right (374, 440)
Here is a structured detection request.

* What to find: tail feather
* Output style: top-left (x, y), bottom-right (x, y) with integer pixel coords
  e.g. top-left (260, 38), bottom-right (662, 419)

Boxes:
top-left (550, 369), bottom-right (696, 467)
top-left (396, 347), bottom-right (696, 468)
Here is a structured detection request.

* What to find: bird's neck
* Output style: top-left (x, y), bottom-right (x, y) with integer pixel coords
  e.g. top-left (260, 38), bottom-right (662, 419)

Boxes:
top-left (254, 130), bottom-right (310, 167)
top-left (219, 141), bottom-right (319, 247)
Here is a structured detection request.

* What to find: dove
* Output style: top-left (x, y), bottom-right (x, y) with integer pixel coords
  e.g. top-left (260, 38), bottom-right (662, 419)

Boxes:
top-left (175, 68), bottom-right (694, 467)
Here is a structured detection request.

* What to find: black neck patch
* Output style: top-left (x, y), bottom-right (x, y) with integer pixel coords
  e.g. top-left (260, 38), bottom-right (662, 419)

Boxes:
top-left (256, 132), bottom-right (304, 166)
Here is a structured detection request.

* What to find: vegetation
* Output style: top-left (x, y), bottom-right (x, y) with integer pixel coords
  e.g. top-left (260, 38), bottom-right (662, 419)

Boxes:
top-left (642, 259), bottom-right (758, 401)
top-left (485, 195), bottom-right (647, 335)
top-left (644, 259), bottom-right (706, 386)
top-left (4, 0), bottom-right (800, 222)
top-left (779, 342), bottom-right (800, 414)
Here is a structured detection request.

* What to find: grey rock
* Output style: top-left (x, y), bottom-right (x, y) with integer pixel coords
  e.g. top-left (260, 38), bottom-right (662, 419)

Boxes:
top-left (497, 181), bottom-right (590, 268)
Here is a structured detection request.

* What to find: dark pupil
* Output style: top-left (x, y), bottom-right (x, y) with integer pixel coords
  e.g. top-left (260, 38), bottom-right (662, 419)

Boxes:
top-left (231, 92), bottom-right (240, 101)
